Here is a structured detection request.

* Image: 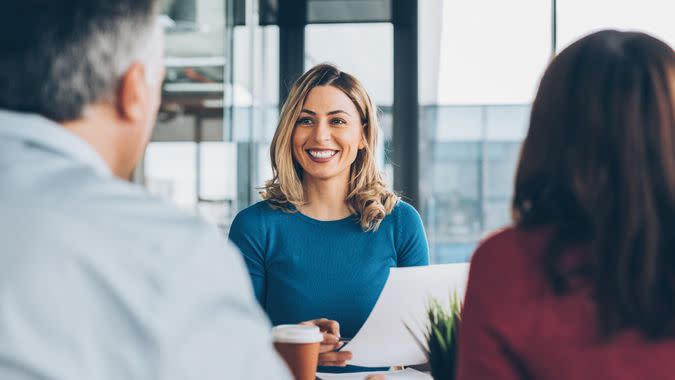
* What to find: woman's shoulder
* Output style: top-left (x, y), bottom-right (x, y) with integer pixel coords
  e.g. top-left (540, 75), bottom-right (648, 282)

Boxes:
top-left (230, 201), bottom-right (283, 229)
top-left (388, 199), bottom-right (423, 225)
top-left (389, 199), bottom-right (418, 217)
top-left (470, 226), bottom-right (552, 280)
top-left (478, 225), bottom-right (551, 251)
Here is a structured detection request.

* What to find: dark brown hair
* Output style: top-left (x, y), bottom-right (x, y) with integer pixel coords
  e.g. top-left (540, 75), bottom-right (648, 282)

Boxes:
top-left (513, 30), bottom-right (675, 339)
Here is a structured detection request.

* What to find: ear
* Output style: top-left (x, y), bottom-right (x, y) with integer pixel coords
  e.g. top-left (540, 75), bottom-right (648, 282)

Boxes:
top-left (116, 62), bottom-right (148, 123)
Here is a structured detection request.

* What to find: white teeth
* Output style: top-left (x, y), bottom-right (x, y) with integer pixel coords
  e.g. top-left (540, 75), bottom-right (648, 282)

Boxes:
top-left (308, 150), bottom-right (337, 159)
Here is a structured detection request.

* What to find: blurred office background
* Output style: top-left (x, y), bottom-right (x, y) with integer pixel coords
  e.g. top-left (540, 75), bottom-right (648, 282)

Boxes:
top-left (139, 0), bottom-right (675, 264)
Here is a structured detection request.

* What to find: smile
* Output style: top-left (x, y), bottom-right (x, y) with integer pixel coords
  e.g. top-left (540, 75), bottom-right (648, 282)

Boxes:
top-left (306, 149), bottom-right (339, 162)
top-left (307, 149), bottom-right (338, 159)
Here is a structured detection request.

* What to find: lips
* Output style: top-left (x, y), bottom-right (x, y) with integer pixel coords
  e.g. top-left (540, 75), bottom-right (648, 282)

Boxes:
top-left (306, 149), bottom-right (338, 162)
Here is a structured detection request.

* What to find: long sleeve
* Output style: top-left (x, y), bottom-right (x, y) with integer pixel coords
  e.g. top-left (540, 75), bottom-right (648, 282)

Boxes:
top-left (228, 206), bottom-right (268, 306)
top-left (394, 201), bottom-right (430, 267)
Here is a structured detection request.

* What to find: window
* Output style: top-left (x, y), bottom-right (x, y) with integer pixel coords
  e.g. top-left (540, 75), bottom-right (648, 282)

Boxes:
top-left (419, 0), bottom-right (551, 263)
top-left (144, 0), bottom-right (279, 231)
top-left (557, 0), bottom-right (675, 51)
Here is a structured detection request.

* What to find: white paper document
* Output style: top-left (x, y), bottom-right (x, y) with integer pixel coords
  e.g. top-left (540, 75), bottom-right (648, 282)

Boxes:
top-left (342, 263), bottom-right (469, 367)
top-left (316, 368), bottom-right (431, 380)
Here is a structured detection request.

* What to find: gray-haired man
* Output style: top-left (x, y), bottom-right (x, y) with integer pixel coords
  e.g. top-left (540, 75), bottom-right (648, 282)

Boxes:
top-left (0, 1), bottom-right (290, 379)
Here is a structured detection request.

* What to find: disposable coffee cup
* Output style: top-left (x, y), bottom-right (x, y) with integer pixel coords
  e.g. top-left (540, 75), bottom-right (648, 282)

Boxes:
top-left (272, 324), bottom-right (323, 380)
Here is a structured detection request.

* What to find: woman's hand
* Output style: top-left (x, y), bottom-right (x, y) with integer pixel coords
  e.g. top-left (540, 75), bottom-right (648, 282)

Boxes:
top-left (301, 318), bottom-right (353, 366)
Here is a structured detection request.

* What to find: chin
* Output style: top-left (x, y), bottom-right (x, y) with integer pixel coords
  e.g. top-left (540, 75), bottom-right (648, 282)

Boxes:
top-left (305, 173), bottom-right (335, 181)
top-left (303, 169), bottom-right (347, 182)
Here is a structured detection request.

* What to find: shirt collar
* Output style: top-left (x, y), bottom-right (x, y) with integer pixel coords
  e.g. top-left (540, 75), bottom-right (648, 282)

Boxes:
top-left (0, 109), bottom-right (112, 176)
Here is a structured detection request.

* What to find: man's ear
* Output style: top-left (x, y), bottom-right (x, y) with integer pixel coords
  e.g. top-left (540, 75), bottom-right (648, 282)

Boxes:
top-left (116, 62), bottom-right (148, 122)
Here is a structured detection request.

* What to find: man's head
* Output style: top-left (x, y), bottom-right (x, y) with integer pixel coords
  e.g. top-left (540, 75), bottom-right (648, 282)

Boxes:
top-left (0, 0), bottom-right (165, 178)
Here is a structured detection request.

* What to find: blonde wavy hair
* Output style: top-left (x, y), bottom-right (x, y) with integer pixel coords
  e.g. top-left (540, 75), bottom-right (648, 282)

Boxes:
top-left (260, 63), bottom-right (398, 231)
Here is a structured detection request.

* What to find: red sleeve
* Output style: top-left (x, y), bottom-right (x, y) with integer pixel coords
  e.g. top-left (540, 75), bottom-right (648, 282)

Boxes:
top-left (456, 231), bottom-right (528, 380)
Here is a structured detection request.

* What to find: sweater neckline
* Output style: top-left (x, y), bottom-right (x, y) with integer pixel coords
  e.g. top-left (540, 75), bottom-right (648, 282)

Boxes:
top-left (289, 205), bottom-right (358, 226)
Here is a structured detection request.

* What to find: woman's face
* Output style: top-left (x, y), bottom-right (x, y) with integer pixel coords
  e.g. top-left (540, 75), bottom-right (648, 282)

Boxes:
top-left (292, 85), bottom-right (365, 184)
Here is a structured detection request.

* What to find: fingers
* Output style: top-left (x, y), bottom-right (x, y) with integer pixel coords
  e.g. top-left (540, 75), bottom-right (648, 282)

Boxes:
top-left (318, 350), bottom-right (352, 367)
top-left (299, 319), bottom-right (343, 353)
top-left (300, 318), bottom-right (339, 335)
top-left (366, 375), bottom-right (386, 380)
top-left (310, 318), bottom-right (340, 336)
top-left (319, 331), bottom-right (340, 351)
top-left (319, 360), bottom-right (349, 367)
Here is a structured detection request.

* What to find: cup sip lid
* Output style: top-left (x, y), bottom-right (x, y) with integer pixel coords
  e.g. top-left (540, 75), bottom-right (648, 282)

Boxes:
top-left (272, 324), bottom-right (324, 344)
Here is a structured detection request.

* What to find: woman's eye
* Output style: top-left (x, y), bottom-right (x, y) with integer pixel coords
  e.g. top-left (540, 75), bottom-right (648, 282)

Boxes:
top-left (296, 118), bottom-right (313, 125)
top-left (331, 118), bottom-right (347, 126)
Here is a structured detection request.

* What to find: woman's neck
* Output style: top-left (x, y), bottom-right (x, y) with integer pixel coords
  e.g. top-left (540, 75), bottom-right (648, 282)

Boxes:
top-left (299, 175), bottom-right (352, 221)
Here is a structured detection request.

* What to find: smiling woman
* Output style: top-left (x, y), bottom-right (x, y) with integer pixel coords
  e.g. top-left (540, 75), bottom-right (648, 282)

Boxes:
top-left (228, 64), bottom-right (430, 374)
top-left (263, 63), bottom-right (396, 231)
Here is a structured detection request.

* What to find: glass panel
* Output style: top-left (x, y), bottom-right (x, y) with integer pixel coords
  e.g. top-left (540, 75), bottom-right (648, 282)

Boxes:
top-left (147, 0), bottom-right (230, 218)
top-left (198, 142), bottom-right (238, 228)
top-left (162, 0), bottom-right (196, 25)
top-left (557, 0), bottom-right (675, 51)
top-left (419, 0), bottom-right (551, 263)
top-left (232, 24), bottom-right (280, 212)
top-left (146, 0), bottom-right (280, 234)
top-left (259, 0), bottom-right (393, 25)
top-left (307, 0), bottom-right (391, 23)
top-left (305, 23), bottom-right (394, 187)
top-left (144, 142), bottom-right (197, 210)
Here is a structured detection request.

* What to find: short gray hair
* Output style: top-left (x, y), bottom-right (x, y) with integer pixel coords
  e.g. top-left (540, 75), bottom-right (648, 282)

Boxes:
top-left (0, 0), bottom-right (162, 121)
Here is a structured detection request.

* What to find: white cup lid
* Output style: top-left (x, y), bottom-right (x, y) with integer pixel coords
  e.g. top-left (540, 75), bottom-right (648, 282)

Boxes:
top-left (272, 324), bottom-right (323, 344)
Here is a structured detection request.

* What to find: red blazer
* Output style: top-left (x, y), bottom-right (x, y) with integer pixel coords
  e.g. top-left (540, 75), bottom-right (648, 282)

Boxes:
top-left (457, 226), bottom-right (675, 380)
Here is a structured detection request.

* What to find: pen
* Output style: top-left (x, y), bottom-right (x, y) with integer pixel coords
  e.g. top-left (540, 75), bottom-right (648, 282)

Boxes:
top-left (335, 337), bottom-right (351, 352)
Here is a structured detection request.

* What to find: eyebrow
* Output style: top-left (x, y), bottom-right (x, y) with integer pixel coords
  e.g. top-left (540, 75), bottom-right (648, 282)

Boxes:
top-left (300, 109), bottom-right (350, 116)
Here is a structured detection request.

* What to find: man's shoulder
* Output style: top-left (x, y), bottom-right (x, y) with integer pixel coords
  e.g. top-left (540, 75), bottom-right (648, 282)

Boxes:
top-left (90, 179), bottom-right (223, 246)
top-left (63, 172), bottom-right (201, 223)
top-left (0, 150), bottom-right (232, 271)
top-left (8, 164), bottom-right (220, 251)
top-left (1, 172), bottom-right (237, 290)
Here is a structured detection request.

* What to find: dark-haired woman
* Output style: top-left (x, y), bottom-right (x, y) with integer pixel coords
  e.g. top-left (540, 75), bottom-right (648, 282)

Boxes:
top-left (458, 30), bottom-right (675, 380)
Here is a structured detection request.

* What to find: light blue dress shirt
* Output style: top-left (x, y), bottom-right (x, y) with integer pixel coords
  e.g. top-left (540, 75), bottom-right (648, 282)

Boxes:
top-left (0, 110), bottom-right (290, 380)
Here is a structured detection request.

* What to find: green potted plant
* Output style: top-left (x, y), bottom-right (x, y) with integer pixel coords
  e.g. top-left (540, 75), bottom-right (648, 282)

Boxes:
top-left (407, 293), bottom-right (462, 380)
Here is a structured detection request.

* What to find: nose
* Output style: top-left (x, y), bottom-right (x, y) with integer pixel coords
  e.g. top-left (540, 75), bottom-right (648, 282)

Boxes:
top-left (311, 118), bottom-right (332, 142)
